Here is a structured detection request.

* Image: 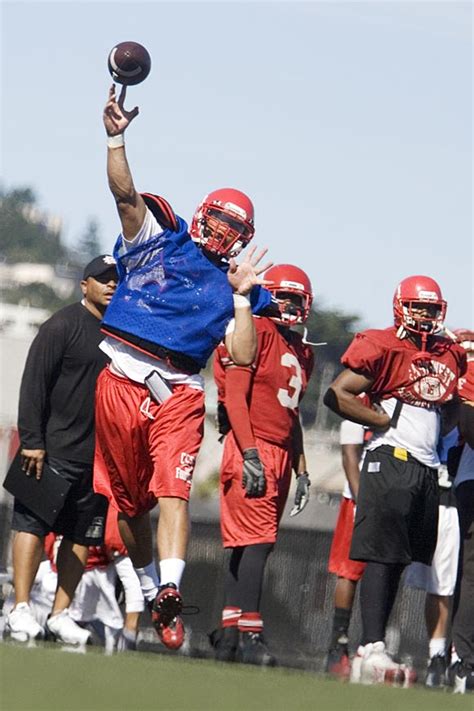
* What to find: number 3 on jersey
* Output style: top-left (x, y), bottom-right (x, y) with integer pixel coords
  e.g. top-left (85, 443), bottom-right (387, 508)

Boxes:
top-left (277, 352), bottom-right (303, 409)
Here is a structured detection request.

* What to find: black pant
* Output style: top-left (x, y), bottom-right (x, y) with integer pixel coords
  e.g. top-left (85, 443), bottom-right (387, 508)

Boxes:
top-left (452, 480), bottom-right (474, 665)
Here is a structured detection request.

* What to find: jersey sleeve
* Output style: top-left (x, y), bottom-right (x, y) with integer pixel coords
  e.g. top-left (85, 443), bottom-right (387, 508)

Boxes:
top-left (458, 359), bottom-right (474, 401)
top-left (120, 207), bottom-right (163, 251)
top-left (341, 332), bottom-right (386, 380)
top-left (249, 285), bottom-right (273, 314)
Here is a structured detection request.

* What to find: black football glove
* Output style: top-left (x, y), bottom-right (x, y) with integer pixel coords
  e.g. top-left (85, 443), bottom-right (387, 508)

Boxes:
top-left (290, 472), bottom-right (310, 517)
top-left (242, 448), bottom-right (266, 498)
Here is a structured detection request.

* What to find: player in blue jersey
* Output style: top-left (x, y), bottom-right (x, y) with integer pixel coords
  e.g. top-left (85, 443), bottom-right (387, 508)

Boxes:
top-left (94, 84), bottom-right (272, 651)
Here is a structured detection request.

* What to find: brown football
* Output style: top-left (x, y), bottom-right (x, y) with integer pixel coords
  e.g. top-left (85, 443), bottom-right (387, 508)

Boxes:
top-left (107, 42), bottom-right (151, 86)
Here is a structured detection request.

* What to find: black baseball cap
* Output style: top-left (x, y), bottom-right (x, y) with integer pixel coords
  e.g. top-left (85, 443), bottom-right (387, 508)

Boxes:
top-left (83, 255), bottom-right (118, 280)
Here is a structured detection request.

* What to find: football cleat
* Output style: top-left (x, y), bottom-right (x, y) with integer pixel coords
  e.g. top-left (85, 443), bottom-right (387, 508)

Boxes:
top-left (425, 653), bottom-right (447, 689)
top-left (359, 642), bottom-right (405, 686)
top-left (151, 583), bottom-right (185, 650)
top-left (326, 642), bottom-right (351, 680)
top-left (235, 631), bottom-right (277, 667)
top-left (46, 609), bottom-right (91, 646)
top-left (209, 626), bottom-right (239, 662)
top-left (5, 602), bottom-right (44, 642)
top-left (449, 660), bottom-right (474, 694)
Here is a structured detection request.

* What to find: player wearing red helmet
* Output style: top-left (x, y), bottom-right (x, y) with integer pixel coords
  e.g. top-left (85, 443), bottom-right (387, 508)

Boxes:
top-left (265, 264), bottom-right (313, 326)
top-left (393, 275), bottom-right (447, 350)
top-left (190, 188), bottom-right (255, 259)
top-left (210, 264), bottom-right (314, 666)
top-left (95, 84), bottom-right (273, 651)
top-left (324, 275), bottom-right (466, 686)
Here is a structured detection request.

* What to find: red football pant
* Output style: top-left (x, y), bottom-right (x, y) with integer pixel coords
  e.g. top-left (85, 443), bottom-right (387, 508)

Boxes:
top-left (220, 432), bottom-right (291, 548)
top-left (94, 368), bottom-right (205, 517)
top-left (328, 497), bottom-right (367, 582)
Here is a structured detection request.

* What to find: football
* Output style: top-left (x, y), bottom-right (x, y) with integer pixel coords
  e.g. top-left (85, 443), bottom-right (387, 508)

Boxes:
top-left (107, 41), bottom-right (151, 86)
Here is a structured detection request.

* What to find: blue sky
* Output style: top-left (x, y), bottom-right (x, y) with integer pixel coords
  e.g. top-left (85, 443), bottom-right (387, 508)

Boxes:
top-left (2, 1), bottom-right (472, 329)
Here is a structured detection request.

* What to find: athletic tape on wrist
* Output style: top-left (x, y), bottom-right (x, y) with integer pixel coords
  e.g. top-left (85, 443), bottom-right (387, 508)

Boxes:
top-left (233, 294), bottom-right (251, 308)
top-left (107, 134), bottom-right (125, 149)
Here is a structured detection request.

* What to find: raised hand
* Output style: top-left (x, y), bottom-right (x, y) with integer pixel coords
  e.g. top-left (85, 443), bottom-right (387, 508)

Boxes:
top-left (103, 84), bottom-right (139, 137)
top-left (227, 246), bottom-right (273, 296)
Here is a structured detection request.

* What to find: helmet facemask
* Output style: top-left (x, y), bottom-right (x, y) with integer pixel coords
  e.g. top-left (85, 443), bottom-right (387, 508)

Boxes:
top-left (395, 299), bottom-right (446, 337)
top-left (191, 204), bottom-right (254, 259)
top-left (271, 288), bottom-right (310, 326)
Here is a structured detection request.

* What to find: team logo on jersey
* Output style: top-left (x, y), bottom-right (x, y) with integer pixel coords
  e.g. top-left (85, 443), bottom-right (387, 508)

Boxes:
top-left (175, 452), bottom-right (196, 484)
top-left (399, 359), bottom-right (456, 405)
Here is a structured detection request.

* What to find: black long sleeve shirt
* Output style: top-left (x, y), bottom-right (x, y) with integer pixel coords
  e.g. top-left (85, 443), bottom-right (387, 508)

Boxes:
top-left (18, 302), bottom-right (108, 464)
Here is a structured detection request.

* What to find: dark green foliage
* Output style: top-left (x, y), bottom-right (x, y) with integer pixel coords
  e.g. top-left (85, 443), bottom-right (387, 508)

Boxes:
top-left (0, 186), bottom-right (68, 264)
top-left (0, 186), bottom-right (102, 313)
top-left (298, 305), bottom-right (360, 428)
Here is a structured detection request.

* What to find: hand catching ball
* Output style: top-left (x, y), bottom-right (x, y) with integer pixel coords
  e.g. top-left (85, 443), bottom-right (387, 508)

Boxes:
top-left (108, 41), bottom-right (151, 86)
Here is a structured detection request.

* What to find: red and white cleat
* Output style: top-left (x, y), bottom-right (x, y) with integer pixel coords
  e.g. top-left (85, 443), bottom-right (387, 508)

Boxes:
top-left (151, 583), bottom-right (185, 650)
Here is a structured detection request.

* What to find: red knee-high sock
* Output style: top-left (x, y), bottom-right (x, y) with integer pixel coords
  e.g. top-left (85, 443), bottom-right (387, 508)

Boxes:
top-left (238, 612), bottom-right (263, 634)
top-left (222, 606), bottom-right (242, 628)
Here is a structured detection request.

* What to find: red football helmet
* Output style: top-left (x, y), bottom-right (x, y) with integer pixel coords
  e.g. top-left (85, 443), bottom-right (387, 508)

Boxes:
top-left (264, 264), bottom-right (313, 325)
top-left (190, 188), bottom-right (255, 259)
top-left (393, 275), bottom-right (447, 340)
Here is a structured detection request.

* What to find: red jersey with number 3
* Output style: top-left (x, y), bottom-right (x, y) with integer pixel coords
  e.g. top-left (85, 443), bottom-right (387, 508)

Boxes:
top-left (214, 317), bottom-right (314, 446)
top-left (342, 326), bottom-right (466, 408)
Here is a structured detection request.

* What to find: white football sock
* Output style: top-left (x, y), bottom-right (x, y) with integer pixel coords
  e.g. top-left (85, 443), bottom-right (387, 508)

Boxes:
top-left (134, 563), bottom-right (160, 603)
top-left (429, 637), bottom-right (446, 658)
top-left (159, 558), bottom-right (185, 588)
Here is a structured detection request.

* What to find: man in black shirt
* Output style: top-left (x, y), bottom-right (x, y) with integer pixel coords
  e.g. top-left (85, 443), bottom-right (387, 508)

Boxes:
top-left (6, 255), bottom-right (118, 645)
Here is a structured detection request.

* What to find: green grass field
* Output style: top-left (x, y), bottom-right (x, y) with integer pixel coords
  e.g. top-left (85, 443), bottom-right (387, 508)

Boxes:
top-left (1, 643), bottom-right (471, 711)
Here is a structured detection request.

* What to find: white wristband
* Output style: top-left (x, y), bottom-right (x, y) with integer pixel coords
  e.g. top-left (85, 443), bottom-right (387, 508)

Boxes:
top-left (233, 293), bottom-right (251, 309)
top-left (107, 134), bottom-right (125, 149)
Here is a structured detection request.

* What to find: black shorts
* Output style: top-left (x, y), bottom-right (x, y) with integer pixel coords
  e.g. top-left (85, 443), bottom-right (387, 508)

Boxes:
top-left (350, 445), bottom-right (439, 566)
top-left (11, 457), bottom-right (108, 546)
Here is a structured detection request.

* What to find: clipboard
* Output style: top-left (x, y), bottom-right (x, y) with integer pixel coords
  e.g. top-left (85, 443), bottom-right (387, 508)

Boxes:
top-left (3, 450), bottom-right (72, 527)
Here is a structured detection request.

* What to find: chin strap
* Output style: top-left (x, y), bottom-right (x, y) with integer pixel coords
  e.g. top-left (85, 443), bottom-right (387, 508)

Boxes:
top-left (302, 328), bottom-right (327, 347)
top-left (443, 327), bottom-right (458, 342)
top-left (396, 324), bottom-right (407, 340)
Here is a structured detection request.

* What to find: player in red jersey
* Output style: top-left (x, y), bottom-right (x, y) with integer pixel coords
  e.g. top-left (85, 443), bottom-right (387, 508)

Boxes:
top-left (96, 84), bottom-right (273, 652)
top-left (210, 264), bottom-right (314, 666)
top-left (324, 275), bottom-right (466, 685)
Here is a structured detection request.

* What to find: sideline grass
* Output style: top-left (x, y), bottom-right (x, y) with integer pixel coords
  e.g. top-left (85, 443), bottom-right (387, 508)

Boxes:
top-left (1, 644), bottom-right (471, 711)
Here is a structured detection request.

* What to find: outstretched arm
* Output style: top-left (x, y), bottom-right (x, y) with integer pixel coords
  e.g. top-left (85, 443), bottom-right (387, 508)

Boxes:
top-left (103, 84), bottom-right (146, 240)
top-left (225, 246), bottom-right (272, 365)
